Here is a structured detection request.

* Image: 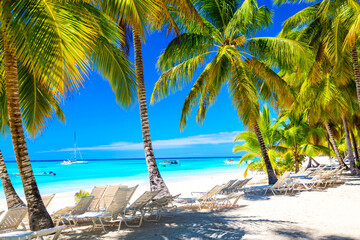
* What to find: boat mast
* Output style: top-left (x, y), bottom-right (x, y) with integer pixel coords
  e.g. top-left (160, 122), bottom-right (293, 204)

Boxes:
top-left (74, 132), bottom-right (77, 161)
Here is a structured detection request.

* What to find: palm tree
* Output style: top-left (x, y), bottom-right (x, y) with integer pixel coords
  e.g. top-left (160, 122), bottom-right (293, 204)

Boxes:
top-left (277, 110), bottom-right (328, 172)
top-left (0, 1), bottom-right (135, 229)
top-left (152, 0), bottom-right (309, 184)
top-left (233, 105), bottom-right (284, 177)
top-left (0, 150), bottom-right (25, 209)
top-left (276, 0), bottom-right (360, 111)
top-left (278, 6), bottom-right (355, 170)
top-left (93, 0), bottom-right (202, 197)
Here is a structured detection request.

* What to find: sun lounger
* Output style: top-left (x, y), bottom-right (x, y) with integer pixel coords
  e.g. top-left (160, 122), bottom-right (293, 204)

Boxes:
top-left (88, 185), bottom-right (108, 211)
top-left (0, 225), bottom-right (66, 240)
top-left (117, 190), bottom-right (161, 229)
top-left (294, 167), bottom-right (343, 190)
top-left (52, 196), bottom-right (94, 228)
top-left (42, 194), bottom-right (56, 208)
top-left (264, 171), bottom-right (294, 195)
top-left (76, 185), bottom-right (138, 232)
top-left (222, 178), bottom-right (252, 194)
top-left (218, 179), bottom-right (237, 194)
top-left (98, 184), bottom-right (122, 210)
top-left (144, 194), bottom-right (180, 221)
top-left (181, 184), bottom-right (229, 210)
top-left (0, 207), bottom-right (27, 233)
top-left (244, 172), bottom-right (292, 195)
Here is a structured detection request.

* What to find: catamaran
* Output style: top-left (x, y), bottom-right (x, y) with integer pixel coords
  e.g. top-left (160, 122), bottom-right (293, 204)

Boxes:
top-left (61, 132), bottom-right (88, 165)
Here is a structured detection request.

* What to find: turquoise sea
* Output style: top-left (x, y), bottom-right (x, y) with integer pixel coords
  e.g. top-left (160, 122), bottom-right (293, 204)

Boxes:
top-left (0, 157), bottom-right (244, 199)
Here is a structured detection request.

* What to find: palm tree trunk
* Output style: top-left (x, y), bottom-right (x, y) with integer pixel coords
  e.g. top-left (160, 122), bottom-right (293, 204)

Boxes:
top-left (350, 129), bottom-right (359, 163)
top-left (294, 150), bottom-right (300, 173)
top-left (133, 29), bottom-right (170, 198)
top-left (351, 46), bottom-right (360, 109)
top-left (253, 122), bottom-right (277, 184)
top-left (342, 116), bottom-right (360, 175)
top-left (0, 150), bottom-right (25, 209)
top-left (324, 122), bottom-right (348, 169)
top-left (3, 33), bottom-right (53, 230)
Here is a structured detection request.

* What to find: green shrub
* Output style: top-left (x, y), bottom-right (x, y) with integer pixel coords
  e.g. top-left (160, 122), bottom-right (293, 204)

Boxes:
top-left (74, 190), bottom-right (90, 204)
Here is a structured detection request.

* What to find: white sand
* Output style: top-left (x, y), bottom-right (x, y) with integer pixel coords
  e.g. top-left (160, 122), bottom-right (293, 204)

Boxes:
top-left (0, 168), bottom-right (251, 212)
top-left (2, 169), bottom-right (360, 239)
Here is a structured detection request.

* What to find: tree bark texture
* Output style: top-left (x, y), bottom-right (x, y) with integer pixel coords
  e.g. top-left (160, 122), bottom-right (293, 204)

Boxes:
top-left (342, 116), bottom-right (360, 175)
top-left (0, 150), bottom-right (25, 209)
top-left (3, 33), bottom-right (54, 230)
top-left (133, 29), bottom-right (170, 198)
top-left (253, 122), bottom-right (278, 184)
top-left (350, 130), bottom-right (359, 163)
top-left (351, 46), bottom-right (360, 110)
top-left (294, 151), bottom-right (300, 173)
top-left (324, 122), bottom-right (348, 169)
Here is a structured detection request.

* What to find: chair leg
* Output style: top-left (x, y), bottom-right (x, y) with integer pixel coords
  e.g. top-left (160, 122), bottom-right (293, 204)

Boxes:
top-left (99, 218), bottom-right (106, 233)
top-left (117, 220), bottom-right (123, 232)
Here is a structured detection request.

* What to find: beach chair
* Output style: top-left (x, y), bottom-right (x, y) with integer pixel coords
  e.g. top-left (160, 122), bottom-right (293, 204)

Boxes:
top-left (52, 196), bottom-right (94, 228)
top-left (98, 184), bottom-right (122, 210)
top-left (244, 172), bottom-right (291, 195)
top-left (117, 190), bottom-right (161, 229)
top-left (223, 178), bottom-right (252, 194)
top-left (0, 207), bottom-right (27, 233)
top-left (144, 194), bottom-right (181, 221)
top-left (0, 225), bottom-right (66, 240)
top-left (218, 179), bottom-right (237, 194)
top-left (294, 168), bottom-right (339, 190)
top-left (264, 171), bottom-right (293, 195)
top-left (181, 184), bottom-right (229, 210)
top-left (76, 185), bottom-right (138, 232)
top-left (88, 185), bottom-right (108, 212)
top-left (42, 194), bottom-right (56, 208)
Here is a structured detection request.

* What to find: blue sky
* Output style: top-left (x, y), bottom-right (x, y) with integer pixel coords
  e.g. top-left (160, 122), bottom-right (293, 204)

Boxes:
top-left (1, 1), bottom-right (310, 161)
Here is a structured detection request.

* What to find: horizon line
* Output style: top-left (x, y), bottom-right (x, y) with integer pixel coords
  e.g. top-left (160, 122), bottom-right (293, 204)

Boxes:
top-left (4, 156), bottom-right (242, 163)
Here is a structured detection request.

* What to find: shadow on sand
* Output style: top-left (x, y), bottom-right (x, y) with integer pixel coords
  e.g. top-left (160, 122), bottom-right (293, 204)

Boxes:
top-left (61, 208), bottom-right (355, 240)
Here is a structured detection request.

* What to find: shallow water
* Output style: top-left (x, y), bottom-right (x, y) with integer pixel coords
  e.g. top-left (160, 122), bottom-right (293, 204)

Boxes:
top-left (0, 157), bottom-right (244, 199)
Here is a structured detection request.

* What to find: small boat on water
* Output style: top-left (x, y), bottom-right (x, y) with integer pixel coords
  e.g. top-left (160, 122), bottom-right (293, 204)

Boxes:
top-left (159, 160), bottom-right (180, 167)
top-left (224, 159), bottom-right (238, 165)
top-left (14, 171), bottom-right (56, 176)
top-left (61, 132), bottom-right (88, 165)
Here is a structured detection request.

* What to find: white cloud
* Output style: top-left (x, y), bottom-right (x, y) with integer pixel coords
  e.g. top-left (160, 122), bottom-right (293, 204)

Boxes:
top-left (40, 131), bottom-right (240, 153)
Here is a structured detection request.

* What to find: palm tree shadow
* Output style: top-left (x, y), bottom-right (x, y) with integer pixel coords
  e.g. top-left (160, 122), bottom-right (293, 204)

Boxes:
top-left (60, 209), bottom-right (354, 239)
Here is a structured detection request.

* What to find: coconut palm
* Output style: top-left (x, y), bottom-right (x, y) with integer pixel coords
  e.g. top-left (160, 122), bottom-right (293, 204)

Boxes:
top-left (0, 1), bottom-right (135, 229)
top-left (92, 0), bottom-right (202, 197)
top-left (151, 0), bottom-right (310, 184)
top-left (278, 6), bottom-right (355, 170)
top-left (276, 0), bottom-right (360, 111)
top-left (233, 105), bottom-right (284, 177)
top-left (277, 110), bottom-right (328, 172)
top-left (0, 150), bottom-right (25, 209)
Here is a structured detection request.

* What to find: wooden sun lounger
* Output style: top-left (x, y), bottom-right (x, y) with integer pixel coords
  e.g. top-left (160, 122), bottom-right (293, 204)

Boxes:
top-left (0, 207), bottom-right (27, 233)
top-left (0, 207), bottom-right (65, 240)
top-left (52, 196), bottom-right (94, 229)
top-left (181, 184), bottom-right (229, 210)
top-left (76, 185), bottom-right (138, 233)
top-left (117, 190), bottom-right (161, 229)
top-left (98, 184), bottom-right (122, 210)
top-left (88, 185), bottom-right (108, 212)
top-left (0, 225), bottom-right (66, 240)
top-left (144, 194), bottom-right (181, 221)
top-left (42, 194), bottom-right (56, 208)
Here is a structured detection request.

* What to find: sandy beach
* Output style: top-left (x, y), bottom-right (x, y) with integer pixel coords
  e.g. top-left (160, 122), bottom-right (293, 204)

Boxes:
top-left (2, 169), bottom-right (359, 239)
top-left (60, 174), bottom-right (360, 240)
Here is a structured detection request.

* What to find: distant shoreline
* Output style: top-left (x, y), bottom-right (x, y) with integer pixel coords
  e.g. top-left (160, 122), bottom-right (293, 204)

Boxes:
top-left (4, 156), bottom-right (241, 163)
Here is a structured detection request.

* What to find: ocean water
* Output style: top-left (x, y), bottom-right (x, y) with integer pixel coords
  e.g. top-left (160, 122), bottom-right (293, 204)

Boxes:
top-left (0, 157), bottom-right (244, 199)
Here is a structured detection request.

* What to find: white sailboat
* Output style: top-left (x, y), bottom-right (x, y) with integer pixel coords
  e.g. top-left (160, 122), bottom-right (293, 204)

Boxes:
top-left (61, 132), bottom-right (88, 165)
